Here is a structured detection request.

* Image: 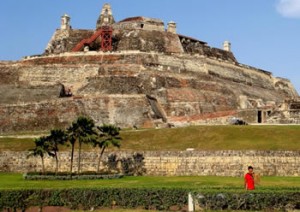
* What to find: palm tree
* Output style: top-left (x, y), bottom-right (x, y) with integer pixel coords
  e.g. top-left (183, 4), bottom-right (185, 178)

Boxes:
top-left (94, 124), bottom-right (122, 173)
top-left (67, 132), bottom-right (76, 176)
top-left (67, 116), bottom-right (95, 174)
top-left (27, 136), bottom-right (51, 174)
top-left (47, 129), bottom-right (67, 174)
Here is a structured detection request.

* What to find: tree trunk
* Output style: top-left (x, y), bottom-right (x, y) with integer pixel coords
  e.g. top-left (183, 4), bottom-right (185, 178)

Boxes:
top-left (78, 141), bottom-right (82, 173)
top-left (41, 156), bottom-right (45, 174)
top-left (97, 147), bottom-right (106, 173)
top-left (70, 143), bottom-right (75, 177)
top-left (55, 152), bottom-right (59, 174)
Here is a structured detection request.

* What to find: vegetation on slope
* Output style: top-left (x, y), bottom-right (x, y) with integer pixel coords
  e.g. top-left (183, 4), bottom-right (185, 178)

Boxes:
top-left (121, 125), bottom-right (300, 151)
top-left (1, 125), bottom-right (300, 151)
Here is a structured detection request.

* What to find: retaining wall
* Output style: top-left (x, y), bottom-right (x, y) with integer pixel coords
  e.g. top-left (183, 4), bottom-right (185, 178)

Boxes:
top-left (0, 150), bottom-right (299, 177)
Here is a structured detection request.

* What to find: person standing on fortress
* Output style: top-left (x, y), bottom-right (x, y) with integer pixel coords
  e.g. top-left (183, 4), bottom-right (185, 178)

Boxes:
top-left (244, 166), bottom-right (255, 190)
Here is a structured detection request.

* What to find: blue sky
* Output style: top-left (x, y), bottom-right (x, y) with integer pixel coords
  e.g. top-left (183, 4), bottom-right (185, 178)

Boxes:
top-left (0, 0), bottom-right (299, 94)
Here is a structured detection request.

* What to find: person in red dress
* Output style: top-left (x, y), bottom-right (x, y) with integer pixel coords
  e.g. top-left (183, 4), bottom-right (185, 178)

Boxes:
top-left (244, 166), bottom-right (255, 190)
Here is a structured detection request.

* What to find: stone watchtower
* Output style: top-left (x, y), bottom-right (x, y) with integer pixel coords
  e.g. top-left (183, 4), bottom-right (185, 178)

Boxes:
top-left (61, 14), bottom-right (71, 30)
top-left (223, 40), bottom-right (231, 52)
top-left (96, 3), bottom-right (115, 29)
top-left (167, 21), bottom-right (177, 34)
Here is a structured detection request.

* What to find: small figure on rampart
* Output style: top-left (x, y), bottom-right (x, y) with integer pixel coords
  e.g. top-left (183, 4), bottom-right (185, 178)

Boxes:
top-left (59, 84), bottom-right (73, 98)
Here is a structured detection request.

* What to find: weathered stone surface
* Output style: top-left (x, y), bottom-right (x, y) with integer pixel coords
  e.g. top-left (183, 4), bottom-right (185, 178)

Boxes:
top-left (45, 29), bottom-right (94, 54)
top-left (1, 150), bottom-right (299, 177)
top-left (115, 30), bottom-right (184, 53)
top-left (0, 95), bottom-right (150, 133)
top-left (0, 50), bottom-right (299, 132)
top-left (0, 4), bottom-right (299, 133)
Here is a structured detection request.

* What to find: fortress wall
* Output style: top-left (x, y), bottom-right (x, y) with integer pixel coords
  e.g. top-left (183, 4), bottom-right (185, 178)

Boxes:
top-left (156, 54), bottom-right (207, 74)
top-left (167, 111), bottom-right (238, 126)
top-left (45, 29), bottom-right (94, 54)
top-left (7, 53), bottom-right (283, 101)
top-left (1, 52), bottom-right (298, 130)
top-left (0, 64), bottom-right (62, 104)
top-left (21, 54), bottom-right (130, 65)
top-left (21, 52), bottom-right (163, 66)
top-left (1, 150), bottom-right (299, 177)
top-left (116, 30), bottom-right (183, 53)
top-left (18, 64), bottom-right (99, 87)
top-left (274, 77), bottom-right (299, 97)
top-left (0, 95), bottom-right (150, 133)
top-left (79, 75), bottom-right (147, 95)
top-left (0, 63), bottom-right (100, 104)
top-left (0, 65), bottom-right (19, 85)
top-left (154, 54), bottom-right (282, 97)
top-left (114, 21), bottom-right (164, 32)
top-left (16, 52), bottom-right (290, 100)
top-left (164, 32), bottom-right (185, 53)
top-left (165, 88), bottom-right (237, 116)
top-left (205, 60), bottom-right (275, 90)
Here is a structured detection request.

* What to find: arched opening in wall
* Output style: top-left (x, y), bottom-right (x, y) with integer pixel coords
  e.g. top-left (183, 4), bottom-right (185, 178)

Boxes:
top-left (258, 111), bottom-right (262, 123)
top-left (141, 24), bottom-right (144, 29)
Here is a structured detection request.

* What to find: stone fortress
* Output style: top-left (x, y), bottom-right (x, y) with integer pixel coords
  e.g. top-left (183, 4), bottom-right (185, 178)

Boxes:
top-left (0, 3), bottom-right (300, 133)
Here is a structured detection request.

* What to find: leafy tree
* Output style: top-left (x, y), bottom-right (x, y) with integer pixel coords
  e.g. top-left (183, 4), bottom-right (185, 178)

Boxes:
top-left (47, 129), bottom-right (67, 174)
top-left (106, 154), bottom-right (119, 172)
top-left (94, 124), bottom-right (122, 173)
top-left (120, 153), bottom-right (146, 176)
top-left (27, 136), bottom-right (51, 174)
top-left (67, 116), bottom-right (95, 173)
top-left (132, 153), bottom-right (146, 176)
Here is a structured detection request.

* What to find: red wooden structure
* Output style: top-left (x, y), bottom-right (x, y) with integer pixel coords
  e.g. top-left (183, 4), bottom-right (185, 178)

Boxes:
top-left (72, 26), bottom-right (113, 52)
top-left (100, 26), bottom-right (113, 51)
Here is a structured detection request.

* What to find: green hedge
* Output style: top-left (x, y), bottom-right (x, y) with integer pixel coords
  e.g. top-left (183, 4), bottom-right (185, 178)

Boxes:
top-left (23, 173), bottom-right (124, 180)
top-left (0, 188), bottom-right (299, 211)
top-left (0, 188), bottom-right (188, 211)
top-left (25, 171), bottom-right (117, 176)
top-left (193, 191), bottom-right (300, 211)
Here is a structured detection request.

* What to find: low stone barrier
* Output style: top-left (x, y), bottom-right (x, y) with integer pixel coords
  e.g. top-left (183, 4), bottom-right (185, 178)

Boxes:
top-left (0, 150), bottom-right (299, 176)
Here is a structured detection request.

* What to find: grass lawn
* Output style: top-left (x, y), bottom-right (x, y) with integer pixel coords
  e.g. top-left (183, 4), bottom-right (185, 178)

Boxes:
top-left (1, 125), bottom-right (300, 151)
top-left (0, 173), bottom-right (299, 191)
top-left (72, 210), bottom-right (157, 212)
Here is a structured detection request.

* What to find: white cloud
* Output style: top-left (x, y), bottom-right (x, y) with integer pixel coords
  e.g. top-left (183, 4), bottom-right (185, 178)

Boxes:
top-left (276, 0), bottom-right (300, 18)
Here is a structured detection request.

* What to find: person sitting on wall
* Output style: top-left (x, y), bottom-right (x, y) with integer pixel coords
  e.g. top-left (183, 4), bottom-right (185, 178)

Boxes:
top-left (66, 88), bottom-right (72, 97)
top-left (59, 84), bottom-right (73, 98)
top-left (244, 166), bottom-right (255, 190)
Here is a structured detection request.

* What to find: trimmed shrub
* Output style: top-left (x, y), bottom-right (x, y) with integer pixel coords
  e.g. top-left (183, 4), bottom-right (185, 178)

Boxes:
top-left (0, 188), bottom-right (299, 211)
top-left (0, 188), bottom-right (188, 211)
top-left (26, 171), bottom-right (117, 176)
top-left (193, 191), bottom-right (300, 211)
top-left (23, 173), bottom-right (124, 180)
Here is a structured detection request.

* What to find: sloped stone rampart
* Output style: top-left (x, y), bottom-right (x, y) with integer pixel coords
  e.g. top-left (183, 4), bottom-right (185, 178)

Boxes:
top-left (0, 51), bottom-right (299, 133)
top-left (0, 95), bottom-right (150, 133)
